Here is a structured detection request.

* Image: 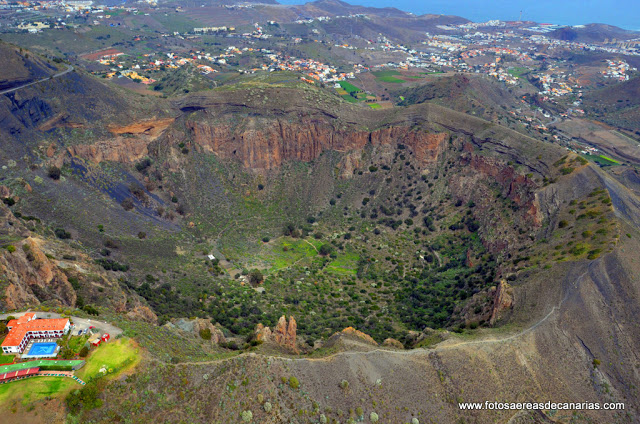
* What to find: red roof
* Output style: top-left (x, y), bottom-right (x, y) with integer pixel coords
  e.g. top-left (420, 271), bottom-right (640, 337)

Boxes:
top-left (2, 317), bottom-right (69, 348)
top-left (0, 367), bottom-right (39, 382)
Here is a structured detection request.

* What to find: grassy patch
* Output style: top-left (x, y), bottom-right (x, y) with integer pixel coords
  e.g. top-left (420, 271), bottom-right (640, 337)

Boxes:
top-left (340, 94), bottom-right (358, 103)
top-left (0, 354), bottom-right (15, 364)
top-left (338, 81), bottom-right (362, 93)
top-left (325, 248), bottom-right (359, 276)
top-left (584, 154), bottom-right (620, 166)
top-left (368, 103), bottom-right (382, 109)
top-left (76, 338), bottom-right (140, 382)
top-left (507, 67), bottom-right (528, 77)
top-left (0, 377), bottom-right (77, 407)
top-left (376, 76), bottom-right (404, 83)
top-left (372, 70), bottom-right (400, 78)
top-left (256, 237), bottom-right (319, 272)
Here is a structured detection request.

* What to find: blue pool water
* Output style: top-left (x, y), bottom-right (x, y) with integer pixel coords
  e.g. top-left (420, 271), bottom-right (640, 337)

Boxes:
top-left (25, 342), bottom-right (57, 357)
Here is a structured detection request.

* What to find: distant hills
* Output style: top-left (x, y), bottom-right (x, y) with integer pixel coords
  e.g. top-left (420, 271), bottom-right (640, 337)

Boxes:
top-left (548, 23), bottom-right (640, 43)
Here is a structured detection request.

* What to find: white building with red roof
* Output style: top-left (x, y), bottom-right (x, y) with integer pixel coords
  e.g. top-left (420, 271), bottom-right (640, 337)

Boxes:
top-left (1, 313), bottom-right (70, 354)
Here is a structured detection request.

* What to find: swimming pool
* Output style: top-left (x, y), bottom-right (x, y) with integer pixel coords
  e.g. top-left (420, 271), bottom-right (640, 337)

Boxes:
top-left (24, 342), bottom-right (58, 357)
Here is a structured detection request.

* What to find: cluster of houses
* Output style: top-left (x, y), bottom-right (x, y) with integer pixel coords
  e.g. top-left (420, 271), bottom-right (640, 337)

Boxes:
top-left (1, 313), bottom-right (69, 354)
top-left (1, 312), bottom-right (110, 357)
top-left (603, 59), bottom-right (636, 81)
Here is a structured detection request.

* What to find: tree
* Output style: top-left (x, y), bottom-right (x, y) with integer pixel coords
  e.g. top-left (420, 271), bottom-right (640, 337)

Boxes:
top-left (79, 346), bottom-right (89, 357)
top-left (248, 269), bottom-right (263, 285)
top-left (319, 244), bottom-right (334, 256)
top-left (283, 223), bottom-right (296, 236)
top-left (48, 166), bottom-right (61, 180)
top-left (121, 198), bottom-right (134, 211)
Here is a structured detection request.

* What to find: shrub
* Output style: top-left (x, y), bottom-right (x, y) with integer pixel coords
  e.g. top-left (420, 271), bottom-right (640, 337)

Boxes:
top-left (283, 223), bottom-right (296, 236)
top-left (558, 220), bottom-right (568, 228)
top-left (370, 412), bottom-right (379, 422)
top-left (6, 245), bottom-right (16, 253)
top-left (320, 414), bottom-right (327, 424)
top-left (561, 167), bottom-right (574, 175)
top-left (263, 402), bottom-right (272, 412)
top-left (319, 244), bottom-right (334, 256)
top-left (48, 166), bottom-right (61, 180)
top-left (55, 228), bottom-right (71, 239)
top-left (412, 419), bottom-right (420, 424)
top-left (83, 305), bottom-right (100, 316)
top-left (135, 158), bottom-right (152, 174)
top-left (121, 198), bottom-right (134, 211)
top-left (137, 232), bottom-right (147, 239)
top-left (258, 183), bottom-right (264, 190)
top-left (249, 269), bottom-right (263, 285)
top-left (241, 410), bottom-right (253, 422)
top-left (356, 407), bottom-right (363, 417)
top-left (288, 376), bottom-right (300, 389)
top-left (262, 236), bottom-right (270, 243)
top-left (199, 328), bottom-right (212, 340)
top-left (340, 379), bottom-right (349, 390)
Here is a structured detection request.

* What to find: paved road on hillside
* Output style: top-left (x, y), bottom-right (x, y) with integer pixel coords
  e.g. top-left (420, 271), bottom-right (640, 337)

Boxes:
top-left (0, 64), bottom-right (74, 95)
top-left (0, 310), bottom-right (122, 337)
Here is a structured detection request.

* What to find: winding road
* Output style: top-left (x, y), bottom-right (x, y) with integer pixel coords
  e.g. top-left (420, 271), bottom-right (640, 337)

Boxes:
top-left (0, 64), bottom-right (74, 95)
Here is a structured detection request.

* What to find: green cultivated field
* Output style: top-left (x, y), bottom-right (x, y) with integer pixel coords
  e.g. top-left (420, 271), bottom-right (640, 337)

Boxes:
top-left (584, 154), bottom-right (621, 166)
top-left (372, 70), bottom-right (404, 83)
top-left (338, 81), bottom-right (362, 93)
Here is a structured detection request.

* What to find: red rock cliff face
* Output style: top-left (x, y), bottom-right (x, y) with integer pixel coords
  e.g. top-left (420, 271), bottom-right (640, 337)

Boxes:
top-left (459, 153), bottom-right (542, 226)
top-left (186, 118), bottom-right (448, 171)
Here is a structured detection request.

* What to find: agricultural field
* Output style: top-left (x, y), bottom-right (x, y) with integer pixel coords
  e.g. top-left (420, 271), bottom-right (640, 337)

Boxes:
top-left (507, 67), bottom-right (529, 77)
top-left (337, 81), bottom-right (362, 93)
top-left (372, 70), bottom-right (404, 83)
top-left (584, 153), bottom-right (621, 166)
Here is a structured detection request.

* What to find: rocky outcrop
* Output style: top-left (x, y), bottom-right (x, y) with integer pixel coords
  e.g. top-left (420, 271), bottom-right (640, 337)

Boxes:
top-left (167, 317), bottom-right (226, 344)
top-left (65, 118), bottom-right (174, 164)
top-left (458, 154), bottom-right (542, 224)
top-left (382, 338), bottom-right (404, 349)
top-left (1, 237), bottom-right (77, 310)
top-left (488, 280), bottom-right (514, 325)
top-left (0, 185), bottom-right (11, 199)
top-left (456, 280), bottom-right (514, 327)
top-left (335, 327), bottom-right (378, 346)
top-left (66, 137), bottom-right (150, 164)
top-left (186, 118), bottom-right (448, 171)
top-left (126, 305), bottom-right (158, 325)
top-left (254, 315), bottom-right (298, 352)
top-left (274, 315), bottom-right (297, 351)
top-left (193, 318), bottom-right (226, 344)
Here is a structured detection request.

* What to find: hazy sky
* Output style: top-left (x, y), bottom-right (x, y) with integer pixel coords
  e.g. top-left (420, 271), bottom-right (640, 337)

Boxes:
top-left (277, 0), bottom-right (638, 30)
